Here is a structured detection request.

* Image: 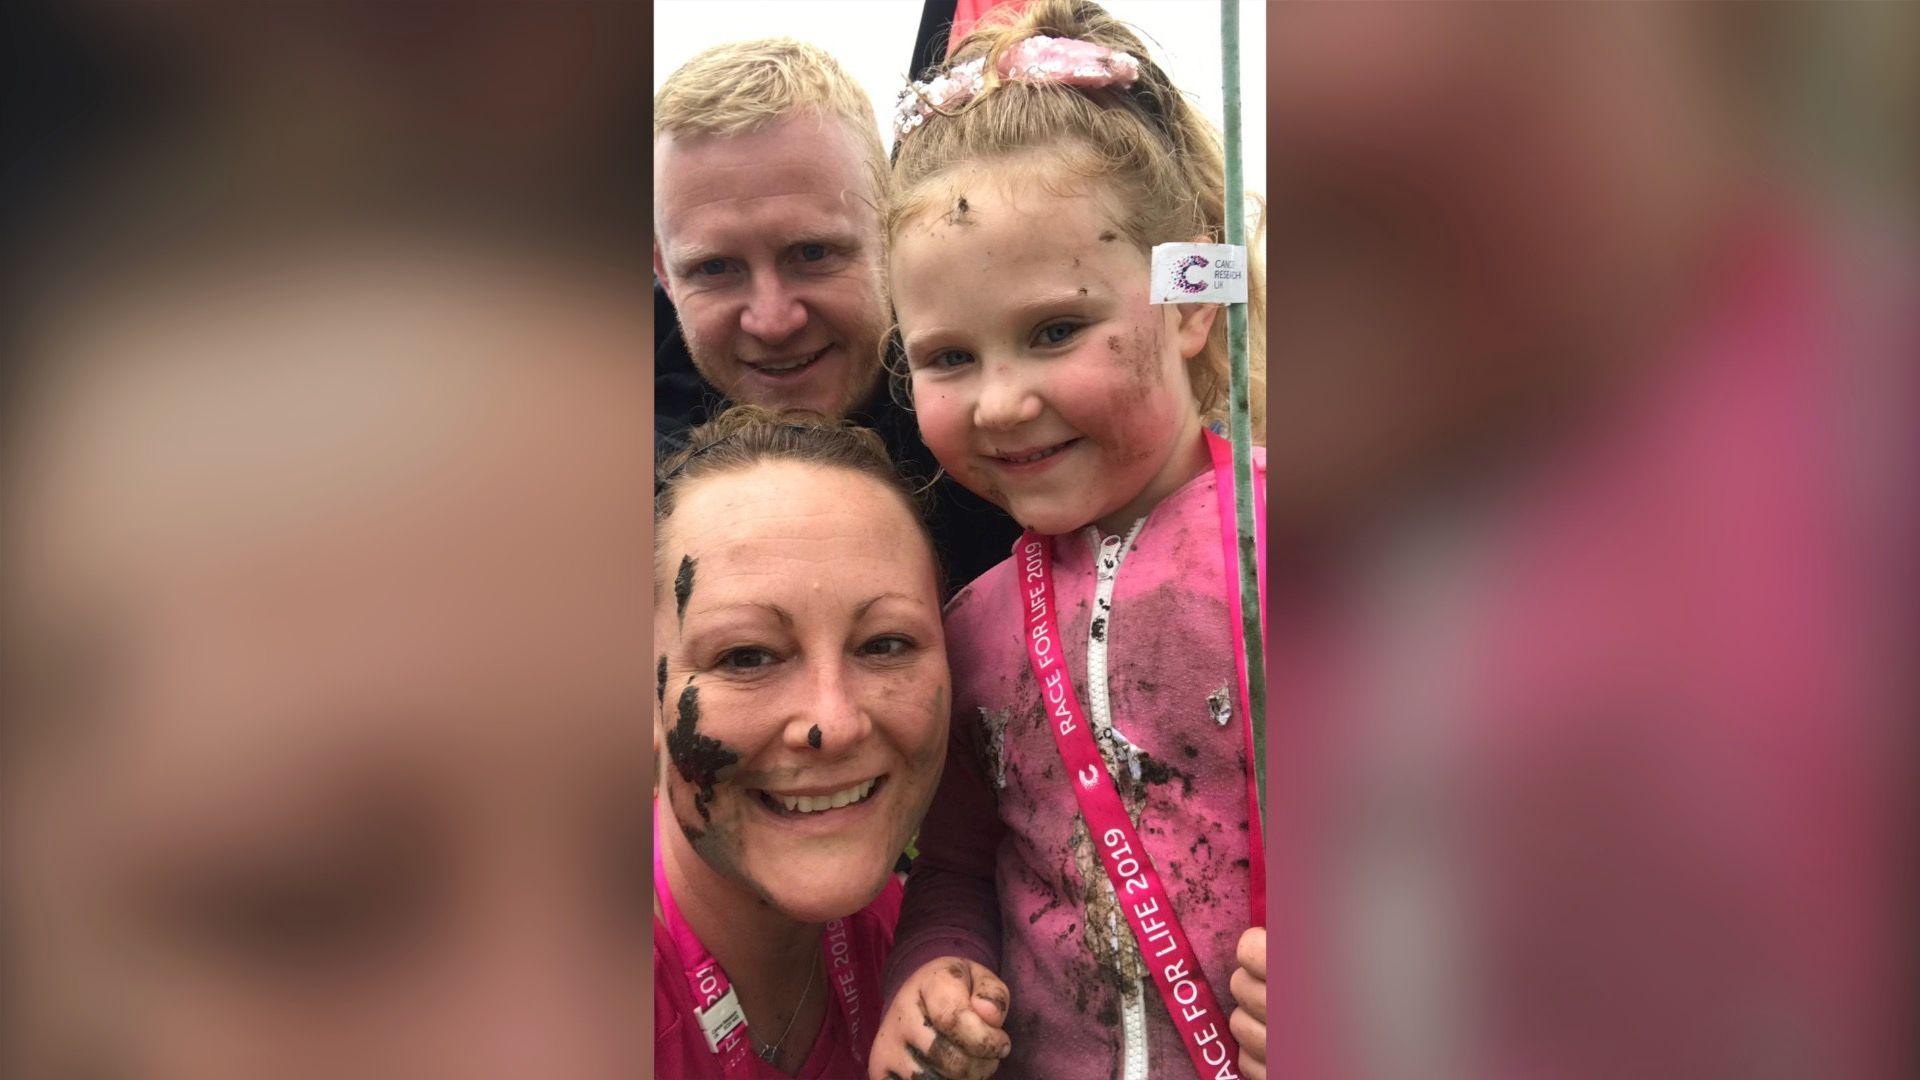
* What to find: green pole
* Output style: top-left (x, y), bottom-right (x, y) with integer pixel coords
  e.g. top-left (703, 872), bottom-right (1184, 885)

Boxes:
top-left (1219, 0), bottom-right (1266, 818)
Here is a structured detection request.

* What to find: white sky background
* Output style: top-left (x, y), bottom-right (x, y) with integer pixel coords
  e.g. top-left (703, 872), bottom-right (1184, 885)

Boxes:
top-left (652, 0), bottom-right (1268, 202)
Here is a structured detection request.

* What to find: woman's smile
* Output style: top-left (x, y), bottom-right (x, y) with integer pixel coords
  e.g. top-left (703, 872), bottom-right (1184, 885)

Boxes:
top-left (749, 774), bottom-right (888, 827)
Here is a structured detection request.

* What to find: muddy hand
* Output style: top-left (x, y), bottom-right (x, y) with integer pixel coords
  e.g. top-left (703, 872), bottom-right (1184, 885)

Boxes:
top-left (869, 956), bottom-right (1011, 1080)
top-left (1228, 926), bottom-right (1267, 1080)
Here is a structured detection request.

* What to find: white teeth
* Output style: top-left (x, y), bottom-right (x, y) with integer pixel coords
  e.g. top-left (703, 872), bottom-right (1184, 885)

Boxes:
top-left (754, 349), bottom-right (823, 374)
top-left (774, 778), bottom-right (876, 815)
top-left (1001, 444), bottom-right (1065, 464)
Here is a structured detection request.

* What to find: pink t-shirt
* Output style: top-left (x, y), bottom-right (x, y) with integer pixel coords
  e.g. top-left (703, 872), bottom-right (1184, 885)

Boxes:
top-left (654, 878), bottom-right (902, 1080)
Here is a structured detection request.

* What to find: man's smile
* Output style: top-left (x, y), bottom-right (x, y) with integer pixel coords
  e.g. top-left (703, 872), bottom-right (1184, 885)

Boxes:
top-left (741, 345), bottom-right (830, 377)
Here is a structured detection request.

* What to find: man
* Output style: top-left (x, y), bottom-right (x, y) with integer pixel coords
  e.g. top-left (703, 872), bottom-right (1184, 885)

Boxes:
top-left (652, 38), bottom-right (1018, 592)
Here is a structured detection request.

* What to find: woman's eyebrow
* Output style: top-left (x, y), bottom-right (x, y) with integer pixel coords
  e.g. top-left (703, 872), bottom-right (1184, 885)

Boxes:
top-left (694, 601), bottom-right (794, 627)
top-left (853, 592), bottom-right (928, 618)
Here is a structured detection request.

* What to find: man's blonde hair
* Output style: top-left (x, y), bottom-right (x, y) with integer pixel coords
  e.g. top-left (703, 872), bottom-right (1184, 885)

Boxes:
top-left (654, 38), bottom-right (887, 206)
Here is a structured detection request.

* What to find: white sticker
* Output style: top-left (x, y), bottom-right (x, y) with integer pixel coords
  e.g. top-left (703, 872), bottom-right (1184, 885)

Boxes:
top-left (697, 985), bottom-right (747, 1053)
top-left (1150, 242), bottom-right (1248, 305)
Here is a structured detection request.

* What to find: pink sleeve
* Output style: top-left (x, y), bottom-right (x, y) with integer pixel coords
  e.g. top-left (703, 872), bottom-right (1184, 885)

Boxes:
top-left (881, 696), bottom-right (1005, 1007)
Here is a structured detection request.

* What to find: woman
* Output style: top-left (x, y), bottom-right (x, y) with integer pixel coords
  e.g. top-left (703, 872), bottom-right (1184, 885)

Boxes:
top-left (652, 407), bottom-right (968, 1078)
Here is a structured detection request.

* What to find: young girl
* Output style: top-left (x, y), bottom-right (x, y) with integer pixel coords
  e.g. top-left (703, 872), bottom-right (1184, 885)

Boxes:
top-left (871, 3), bottom-right (1268, 1078)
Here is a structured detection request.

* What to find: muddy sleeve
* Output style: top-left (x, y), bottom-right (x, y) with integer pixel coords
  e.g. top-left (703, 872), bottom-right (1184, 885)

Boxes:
top-left (882, 705), bottom-right (1005, 1006)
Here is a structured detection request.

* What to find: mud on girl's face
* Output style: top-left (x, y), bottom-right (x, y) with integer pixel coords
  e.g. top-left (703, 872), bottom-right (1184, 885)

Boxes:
top-left (891, 168), bottom-right (1215, 536)
top-left (654, 462), bottom-right (948, 923)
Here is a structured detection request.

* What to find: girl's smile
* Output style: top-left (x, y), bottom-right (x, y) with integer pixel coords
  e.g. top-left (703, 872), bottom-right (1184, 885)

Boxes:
top-left (985, 436), bottom-right (1083, 471)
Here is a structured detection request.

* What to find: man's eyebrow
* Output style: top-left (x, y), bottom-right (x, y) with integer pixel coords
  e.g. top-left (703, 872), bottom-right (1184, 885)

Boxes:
top-left (665, 231), bottom-right (861, 271)
top-left (666, 244), bottom-right (727, 268)
top-left (787, 230), bottom-right (861, 248)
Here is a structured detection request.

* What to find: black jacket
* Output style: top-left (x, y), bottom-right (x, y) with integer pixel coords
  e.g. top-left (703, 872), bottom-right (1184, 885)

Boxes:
top-left (654, 280), bottom-right (1020, 595)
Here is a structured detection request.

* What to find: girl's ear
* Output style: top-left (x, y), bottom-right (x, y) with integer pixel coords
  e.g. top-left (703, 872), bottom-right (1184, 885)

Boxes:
top-left (1172, 301), bottom-right (1220, 360)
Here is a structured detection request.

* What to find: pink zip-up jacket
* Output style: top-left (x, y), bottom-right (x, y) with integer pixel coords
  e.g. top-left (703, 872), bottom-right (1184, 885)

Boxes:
top-left (885, 446), bottom-right (1265, 1080)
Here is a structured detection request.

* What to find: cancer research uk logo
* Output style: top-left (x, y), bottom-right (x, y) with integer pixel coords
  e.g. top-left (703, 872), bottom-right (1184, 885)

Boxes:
top-left (1151, 243), bottom-right (1247, 304)
top-left (1171, 254), bottom-right (1213, 294)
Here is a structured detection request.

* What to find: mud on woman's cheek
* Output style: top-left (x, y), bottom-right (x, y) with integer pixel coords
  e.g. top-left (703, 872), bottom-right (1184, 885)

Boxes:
top-left (887, 682), bottom-right (951, 849)
top-left (871, 667), bottom-right (950, 777)
top-left (919, 683), bottom-right (950, 773)
top-left (664, 678), bottom-right (742, 851)
top-left (661, 546), bottom-right (735, 847)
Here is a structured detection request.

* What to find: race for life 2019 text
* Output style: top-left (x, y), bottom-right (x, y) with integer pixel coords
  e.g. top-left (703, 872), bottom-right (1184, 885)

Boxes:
top-left (1017, 536), bottom-right (1241, 1080)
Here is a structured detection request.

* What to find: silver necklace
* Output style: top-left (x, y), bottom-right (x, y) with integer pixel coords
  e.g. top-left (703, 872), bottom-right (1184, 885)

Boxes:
top-left (752, 952), bottom-right (819, 1066)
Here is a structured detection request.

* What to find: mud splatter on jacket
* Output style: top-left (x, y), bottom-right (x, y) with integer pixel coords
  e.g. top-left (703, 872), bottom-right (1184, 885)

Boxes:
top-left (885, 447), bottom-right (1264, 1079)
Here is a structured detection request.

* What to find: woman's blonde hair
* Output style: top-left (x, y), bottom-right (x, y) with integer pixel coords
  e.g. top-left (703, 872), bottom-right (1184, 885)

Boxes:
top-left (887, 0), bottom-right (1265, 439)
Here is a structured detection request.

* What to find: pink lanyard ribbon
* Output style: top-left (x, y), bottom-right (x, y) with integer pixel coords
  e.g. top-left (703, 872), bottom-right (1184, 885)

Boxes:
top-left (652, 805), bottom-right (875, 1078)
top-left (1016, 432), bottom-right (1265, 1079)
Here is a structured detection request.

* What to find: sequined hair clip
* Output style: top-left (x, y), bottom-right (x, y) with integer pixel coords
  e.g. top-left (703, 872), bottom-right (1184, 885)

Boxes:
top-left (894, 35), bottom-right (1142, 140)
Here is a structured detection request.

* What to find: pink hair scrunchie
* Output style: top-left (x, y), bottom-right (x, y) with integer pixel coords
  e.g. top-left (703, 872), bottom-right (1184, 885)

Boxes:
top-left (894, 35), bottom-right (1142, 139)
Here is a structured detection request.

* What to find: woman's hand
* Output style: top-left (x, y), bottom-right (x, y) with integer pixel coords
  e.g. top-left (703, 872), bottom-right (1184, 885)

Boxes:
top-left (1228, 927), bottom-right (1267, 1080)
top-left (868, 957), bottom-right (1011, 1080)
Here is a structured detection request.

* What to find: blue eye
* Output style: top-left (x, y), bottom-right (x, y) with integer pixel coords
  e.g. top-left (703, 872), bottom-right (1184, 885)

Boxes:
top-left (695, 258), bottom-right (729, 277)
top-left (928, 349), bottom-right (974, 370)
top-left (796, 243), bottom-right (830, 262)
top-left (1037, 321), bottom-right (1079, 346)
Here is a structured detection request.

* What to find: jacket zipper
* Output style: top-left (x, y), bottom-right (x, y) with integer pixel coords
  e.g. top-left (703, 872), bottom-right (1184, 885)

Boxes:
top-left (1088, 519), bottom-right (1150, 1080)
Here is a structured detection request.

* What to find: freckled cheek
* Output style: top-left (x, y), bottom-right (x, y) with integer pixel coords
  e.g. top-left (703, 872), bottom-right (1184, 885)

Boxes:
top-left (862, 673), bottom-right (948, 755)
top-left (916, 699), bottom-right (952, 769)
